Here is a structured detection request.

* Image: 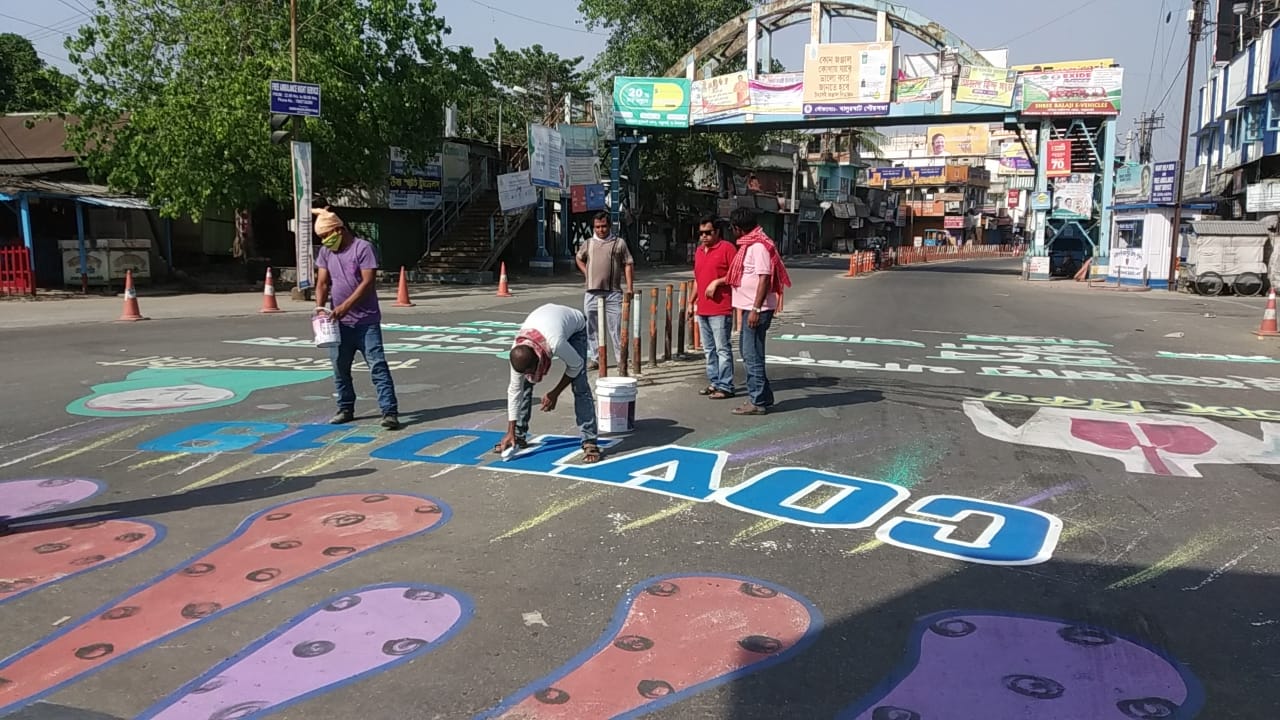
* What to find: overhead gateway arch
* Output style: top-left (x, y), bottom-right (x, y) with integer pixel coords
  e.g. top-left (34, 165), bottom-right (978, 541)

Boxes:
top-left (603, 0), bottom-right (1124, 283)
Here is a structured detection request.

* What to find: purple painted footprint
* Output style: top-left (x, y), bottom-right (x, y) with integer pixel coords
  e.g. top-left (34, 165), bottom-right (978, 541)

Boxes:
top-left (0, 478), bottom-right (103, 520)
top-left (837, 611), bottom-right (1204, 720)
top-left (136, 583), bottom-right (472, 720)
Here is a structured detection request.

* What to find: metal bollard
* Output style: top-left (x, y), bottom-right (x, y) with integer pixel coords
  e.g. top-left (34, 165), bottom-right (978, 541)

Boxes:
top-left (633, 289), bottom-right (643, 376)
top-left (677, 281), bottom-right (687, 358)
top-left (597, 297), bottom-right (608, 377)
top-left (663, 284), bottom-right (673, 363)
top-left (620, 291), bottom-right (630, 378)
top-left (649, 287), bottom-right (658, 368)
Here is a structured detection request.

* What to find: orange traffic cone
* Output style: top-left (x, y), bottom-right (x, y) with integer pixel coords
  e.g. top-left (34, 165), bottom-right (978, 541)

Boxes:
top-left (117, 270), bottom-right (147, 322)
top-left (496, 262), bottom-right (514, 298)
top-left (259, 267), bottom-right (283, 313)
top-left (845, 255), bottom-right (857, 277)
top-left (392, 266), bottom-right (415, 307)
top-left (1256, 289), bottom-right (1280, 338)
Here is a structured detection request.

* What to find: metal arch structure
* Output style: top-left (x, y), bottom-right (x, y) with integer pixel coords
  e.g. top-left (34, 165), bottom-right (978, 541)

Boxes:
top-left (664, 0), bottom-right (995, 80)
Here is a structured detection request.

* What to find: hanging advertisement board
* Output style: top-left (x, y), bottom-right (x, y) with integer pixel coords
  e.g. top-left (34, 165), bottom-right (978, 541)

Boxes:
top-left (1020, 68), bottom-right (1123, 116)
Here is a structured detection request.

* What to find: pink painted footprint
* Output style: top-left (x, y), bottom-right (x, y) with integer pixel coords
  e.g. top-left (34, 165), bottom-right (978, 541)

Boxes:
top-left (136, 583), bottom-right (472, 719)
top-left (0, 517), bottom-right (163, 606)
top-left (837, 611), bottom-right (1204, 719)
top-left (0, 478), bottom-right (104, 521)
top-left (475, 573), bottom-right (822, 719)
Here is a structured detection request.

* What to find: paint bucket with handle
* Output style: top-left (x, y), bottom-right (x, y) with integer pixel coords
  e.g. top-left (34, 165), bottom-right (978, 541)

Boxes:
top-left (596, 376), bottom-right (638, 434)
top-left (312, 308), bottom-right (340, 348)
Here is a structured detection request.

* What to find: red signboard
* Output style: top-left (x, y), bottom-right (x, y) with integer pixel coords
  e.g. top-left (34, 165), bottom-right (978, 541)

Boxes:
top-left (943, 215), bottom-right (965, 229)
top-left (1046, 140), bottom-right (1072, 177)
top-left (1007, 189), bottom-right (1021, 207)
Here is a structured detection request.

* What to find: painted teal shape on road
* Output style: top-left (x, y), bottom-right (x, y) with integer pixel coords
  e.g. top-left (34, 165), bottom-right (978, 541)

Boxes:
top-left (67, 368), bottom-right (331, 418)
top-left (1157, 351), bottom-right (1280, 364)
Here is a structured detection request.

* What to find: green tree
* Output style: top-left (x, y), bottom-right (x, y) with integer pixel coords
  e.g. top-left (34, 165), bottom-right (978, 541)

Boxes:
top-left (456, 42), bottom-right (586, 150)
top-left (0, 33), bottom-right (76, 113)
top-left (63, 0), bottom-right (486, 224)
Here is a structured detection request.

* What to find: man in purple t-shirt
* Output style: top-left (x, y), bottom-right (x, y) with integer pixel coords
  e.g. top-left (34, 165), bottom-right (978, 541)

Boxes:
top-left (313, 207), bottom-right (400, 429)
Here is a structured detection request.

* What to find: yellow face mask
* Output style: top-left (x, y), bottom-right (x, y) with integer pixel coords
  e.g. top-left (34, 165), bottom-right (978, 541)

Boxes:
top-left (320, 231), bottom-right (342, 250)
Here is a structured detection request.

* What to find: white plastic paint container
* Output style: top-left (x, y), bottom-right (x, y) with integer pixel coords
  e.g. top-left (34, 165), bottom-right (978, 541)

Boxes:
top-left (312, 311), bottom-right (340, 348)
top-left (596, 376), bottom-right (638, 434)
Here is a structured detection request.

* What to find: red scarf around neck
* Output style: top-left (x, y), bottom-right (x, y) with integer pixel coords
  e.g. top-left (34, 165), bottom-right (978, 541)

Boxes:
top-left (726, 227), bottom-right (792, 292)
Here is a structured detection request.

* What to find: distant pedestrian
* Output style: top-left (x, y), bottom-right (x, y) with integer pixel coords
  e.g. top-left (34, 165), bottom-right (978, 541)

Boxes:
top-left (726, 207), bottom-right (791, 416)
top-left (313, 207), bottom-right (400, 430)
top-left (693, 215), bottom-right (736, 400)
top-left (576, 212), bottom-right (634, 371)
top-left (496, 303), bottom-right (603, 464)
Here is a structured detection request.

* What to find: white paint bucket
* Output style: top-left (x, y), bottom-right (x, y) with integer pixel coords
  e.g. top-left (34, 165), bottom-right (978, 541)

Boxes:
top-left (312, 312), bottom-right (340, 348)
top-left (596, 376), bottom-right (638, 434)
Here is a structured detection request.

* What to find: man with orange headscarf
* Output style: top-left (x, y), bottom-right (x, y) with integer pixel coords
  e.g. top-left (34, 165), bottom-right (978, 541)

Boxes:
top-left (313, 207), bottom-right (400, 430)
top-left (496, 303), bottom-right (603, 464)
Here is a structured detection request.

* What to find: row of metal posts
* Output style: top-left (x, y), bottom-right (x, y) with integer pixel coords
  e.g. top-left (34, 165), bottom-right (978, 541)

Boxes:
top-left (594, 282), bottom-right (706, 378)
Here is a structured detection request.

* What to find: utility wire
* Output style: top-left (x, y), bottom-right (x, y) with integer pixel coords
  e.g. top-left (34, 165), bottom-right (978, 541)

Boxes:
top-left (997, 0), bottom-right (1106, 47)
top-left (468, 0), bottom-right (607, 36)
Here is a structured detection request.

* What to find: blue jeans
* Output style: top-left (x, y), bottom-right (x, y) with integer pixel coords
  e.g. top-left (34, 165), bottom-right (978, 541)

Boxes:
top-left (698, 314), bottom-right (734, 394)
top-left (584, 290), bottom-right (623, 364)
top-left (329, 322), bottom-right (399, 415)
top-left (739, 309), bottom-right (774, 408)
top-left (513, 329), bottom-right (597, 442)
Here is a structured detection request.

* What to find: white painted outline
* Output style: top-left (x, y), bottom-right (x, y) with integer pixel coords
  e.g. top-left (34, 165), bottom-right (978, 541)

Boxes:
top-left (718, 467), bottom-right (909, 530)
top-left (554, 443), bottom-right (730, 501)
top-left (875, 494), bottom-right (1063, 566)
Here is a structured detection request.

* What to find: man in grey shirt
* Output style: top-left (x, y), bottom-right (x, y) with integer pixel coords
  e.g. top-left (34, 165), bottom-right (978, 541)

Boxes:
top-left (576, 212), bottom-right (634, 371)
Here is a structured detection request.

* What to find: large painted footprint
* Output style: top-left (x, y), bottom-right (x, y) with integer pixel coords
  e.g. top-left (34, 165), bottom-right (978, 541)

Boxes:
top-left (136, 582), bottom-right (472, 720)
top-left (0, 517), bottom-right (163, 606)
top-left (837, 610), bottom-right (1205, 720)
top-left (0, 492), bottom-right (450, 716)
top-left (0, 478), bottom-right (104, 520)
top-left (476, 573), bottom-right (822, 719)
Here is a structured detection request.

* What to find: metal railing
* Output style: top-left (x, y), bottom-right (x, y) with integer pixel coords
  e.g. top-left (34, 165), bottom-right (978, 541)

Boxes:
top-left (424, 170), bottom-right (481, 256)
top-left (480, 204), bottom-right (535, 270)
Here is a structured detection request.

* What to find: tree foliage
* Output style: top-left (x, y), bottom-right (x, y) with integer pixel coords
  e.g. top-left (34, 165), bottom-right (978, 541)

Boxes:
top-left (64, 0), bottom-right (487, 220)
top-left (455, 41), bottom-right (586, 149)
top-left (0, 33), bottom-right (76, 113)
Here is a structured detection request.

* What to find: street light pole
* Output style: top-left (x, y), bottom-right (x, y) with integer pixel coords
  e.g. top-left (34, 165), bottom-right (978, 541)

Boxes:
top-left (290, 0), bottom-right (301, 139)
top-left (1167, 0), bottom-right (1206, 290)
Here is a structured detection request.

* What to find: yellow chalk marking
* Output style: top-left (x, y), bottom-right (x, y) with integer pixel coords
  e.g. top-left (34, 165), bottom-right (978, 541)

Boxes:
top-left (177, 457), bottom-right (262, 493)
top-left (1107, 531), bottom-right (1227, 590)
top-left (128, 453), bottom-right (185, 471)
top-left (615, 500), bottom-right (697, 533)
top-left (731, 518), bottom-right (786, 545)
top-left (845, 539), bottom-right (883, 556)
top-left (492, 489), bottom-right (610, 542)
top-left (34, 424), bottom-right (152, 468)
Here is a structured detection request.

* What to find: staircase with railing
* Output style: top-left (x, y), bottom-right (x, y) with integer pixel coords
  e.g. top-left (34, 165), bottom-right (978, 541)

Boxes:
top-left (415, 96), bottom-right (598, 283)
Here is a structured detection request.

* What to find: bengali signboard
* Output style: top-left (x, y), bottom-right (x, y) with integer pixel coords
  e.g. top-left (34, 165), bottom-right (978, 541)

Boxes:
top-left (388, 147), bottom-right (442, 210)
top-left (866, 166), bottom-right (912, 187)
top-left (925, 125), bottom-right (991, 157)
top-left (528, 123), bottom-right (566, 189)
top-left (1150, 161), bottom-right (1179, 203)
top-left (498, 171), bottom-right (536, 212)
top-left (746, 72), bottom-right (804, 115)
top-left (894, 76), bottom-right (946, 104)
top-left (559, 125), bottom-right (600, 187)
top-left (1020, 67), bottom-right (1123, 116)
top-left (612, 76), bottom-right (691, 129)
top-left (996, 136), bottom-right (1035, 175)
top-left (570, 183), bottom-right (607, 213)
top-left (955, 67), bottom-right (1017, 107)
top-left (1052, 173), bottom-right (1095, 220)
top-left (290, 142), bottom-right (313, 290)
top-left (1046, 140), bottom-right (1072, 178)
top-left (1114, 162), bottom-right (1153, 201)
top-left (802, 41), bottom-right (893, 116)
top-left (691, 71), bottom-right (750, 124)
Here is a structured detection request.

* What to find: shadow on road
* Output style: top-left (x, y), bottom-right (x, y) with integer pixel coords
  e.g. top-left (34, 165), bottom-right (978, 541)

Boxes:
top-left (2, 468), bottom-right (376, 531)
top-left (6, 703), bottom-right (126, 720)
top-left (716, 559), bottom-right (1257, 718)
top-left (399, 399), bottom-right (509, 428)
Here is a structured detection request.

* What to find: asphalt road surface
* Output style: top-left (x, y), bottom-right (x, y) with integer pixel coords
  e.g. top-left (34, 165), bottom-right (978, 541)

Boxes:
top-left (1, 256), bottom-right (1277, 719)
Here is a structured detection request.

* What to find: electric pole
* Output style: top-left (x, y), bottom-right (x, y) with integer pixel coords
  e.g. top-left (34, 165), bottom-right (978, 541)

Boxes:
top-left (1167, 0), bottom-right (1206, 290)
top-left (290, 0), bottom-right (302, 140)
top-left (1134, 112), bottom-right (1164, 164)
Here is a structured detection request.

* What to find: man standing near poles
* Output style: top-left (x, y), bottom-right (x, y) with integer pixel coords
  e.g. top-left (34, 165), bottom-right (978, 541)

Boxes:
top-left (576, 212), bottom-right (634, 371)
top-left (496, 303), bottom-right (604, 464)
top-left (727, 207), bottom-right (791, 416)
top-left (313, 207), bottom-right (401, 430)
top-left (693, 215), bottom-right (736, 400)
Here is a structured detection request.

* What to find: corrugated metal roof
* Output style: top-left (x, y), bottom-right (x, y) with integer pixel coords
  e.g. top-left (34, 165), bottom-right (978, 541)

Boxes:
top-left (1189, 220), bottom-right (1272, 236)
top-left (0, 176), bottom-right (152, 208)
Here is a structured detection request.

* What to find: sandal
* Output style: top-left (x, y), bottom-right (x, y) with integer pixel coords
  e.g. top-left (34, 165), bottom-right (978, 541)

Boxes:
top-left (492, 437), bottom-right (529, 454)
top-left (709, 390), bottom-right (734, 400)
top-left (698, 386), bottom-right (715, 396)
top-left (732, 404), bottom-right (767, 416)
top-left (581, 441), bottom-right (604, 464)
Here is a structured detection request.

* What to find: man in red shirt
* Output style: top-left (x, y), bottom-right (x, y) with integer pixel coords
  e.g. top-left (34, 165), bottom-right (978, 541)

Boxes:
top-left (693, 215), bottom-right (737, 399)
